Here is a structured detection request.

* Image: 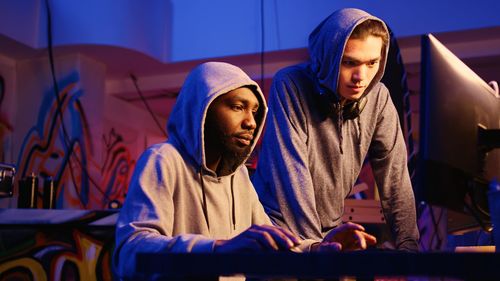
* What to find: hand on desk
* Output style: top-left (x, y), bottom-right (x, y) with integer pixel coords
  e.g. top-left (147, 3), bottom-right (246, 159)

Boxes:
top-left (313, 222), bottom-right (377, 252)
top-left (213, 222), bottom-right (375, 253)
top-left (214, 224), bottom-right (301, 253)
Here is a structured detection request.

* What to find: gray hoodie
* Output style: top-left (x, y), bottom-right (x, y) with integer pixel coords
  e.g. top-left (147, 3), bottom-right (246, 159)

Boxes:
top-left (114, 62), bottom-right (272, 279)
top-left (252, 8), bottom-right (419, 251)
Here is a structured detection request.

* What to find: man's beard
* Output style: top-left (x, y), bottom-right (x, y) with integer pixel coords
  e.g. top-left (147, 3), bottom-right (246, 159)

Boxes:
top-left (218, 132), bottom-right (252, 162)
top-left (204, 122), bottom-right (253, 164)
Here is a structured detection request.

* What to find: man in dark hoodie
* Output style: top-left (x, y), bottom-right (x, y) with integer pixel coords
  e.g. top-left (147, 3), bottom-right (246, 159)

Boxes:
top-left (114, 62), bottom-right (377, 280)
top-left (252, 8), bottom-right (419, 252)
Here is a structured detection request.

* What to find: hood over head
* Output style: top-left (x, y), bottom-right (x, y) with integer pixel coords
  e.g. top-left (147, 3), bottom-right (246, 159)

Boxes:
top-left (167, 61), bottom-right (268, 175)
top-left (308, 8), bottom-right (389, 101)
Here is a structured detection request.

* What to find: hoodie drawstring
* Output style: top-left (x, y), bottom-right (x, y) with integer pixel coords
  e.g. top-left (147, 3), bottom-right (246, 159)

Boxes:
top-left (357, 117), bottom-right (362, 146)
top-left (199, 170), bottom-right (236, 232)
top-left (335, 102), bottom-right (363, 153)
top-left (230, 175), bottom-right (236, 230)
top-left (336, 102), bottom-right (344, 154)
top-left (199, 170), bottom-right (210, 230)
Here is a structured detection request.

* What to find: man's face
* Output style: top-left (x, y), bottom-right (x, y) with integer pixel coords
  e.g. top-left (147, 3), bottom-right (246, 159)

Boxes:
top-left (205, 87), bottom-right (260, 160)
top-left (337, 35), bottom-right (383, 100)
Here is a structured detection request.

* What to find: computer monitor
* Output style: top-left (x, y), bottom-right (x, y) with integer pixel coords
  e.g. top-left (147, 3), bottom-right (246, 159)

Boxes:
top-left (417, 34), bottom-right (500, 230)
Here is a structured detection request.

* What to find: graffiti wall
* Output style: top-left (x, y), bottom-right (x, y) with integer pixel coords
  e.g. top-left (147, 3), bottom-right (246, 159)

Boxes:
top-left (15, 77), bottom-right (134, 209)
top-left (0, 55), bottom-right (15, 166)
top-left (0, 54), bottom-right (165, 280)
top-left (0, 210), bottom-right (116, 281)
top-left (0, 54), bottom-right (163, 210)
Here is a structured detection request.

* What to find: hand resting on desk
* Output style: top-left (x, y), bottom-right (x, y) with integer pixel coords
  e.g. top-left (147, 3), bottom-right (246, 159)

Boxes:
top-left (214, 224), bottom-right (301, 252)
top-left (312, 222), bottom-right (377, 252)
top-left (213, 222), bottom-right (376, 253)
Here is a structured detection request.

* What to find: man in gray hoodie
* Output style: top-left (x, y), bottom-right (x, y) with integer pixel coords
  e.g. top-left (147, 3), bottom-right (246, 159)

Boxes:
top-left (114, 62), bottom-right (376, 280)
top-left (252, 8), bottom-right (419, 252)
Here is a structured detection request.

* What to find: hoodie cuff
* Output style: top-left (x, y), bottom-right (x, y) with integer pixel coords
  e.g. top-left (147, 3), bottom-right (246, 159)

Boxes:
top-left (298, 239), bottom-right (321, 252)
top-left (191, 237), bottom-right (217, 253)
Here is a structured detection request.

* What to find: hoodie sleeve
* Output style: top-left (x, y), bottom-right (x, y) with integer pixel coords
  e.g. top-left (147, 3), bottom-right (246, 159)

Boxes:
top-left (254, 71), bottom-right (324, 240)
top-left (113, 148), bottom-right (215, 279)
top-left (368, 87), bottom-right (420, 251)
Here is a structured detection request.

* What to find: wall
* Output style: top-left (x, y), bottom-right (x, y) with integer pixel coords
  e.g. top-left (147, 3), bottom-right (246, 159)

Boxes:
top-left (0, 53), bottom-right (165, 209)
top-left (0, 54), bottom-right (17, 164)
top-left (1, 1), bottom-right (499, 63)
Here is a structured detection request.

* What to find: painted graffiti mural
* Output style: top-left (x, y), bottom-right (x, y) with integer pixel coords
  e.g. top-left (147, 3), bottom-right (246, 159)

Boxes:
top-left (0, 75), bottom-right (13, 163)
top-left (100, 128), bottom-right (133, 209)
top-left (16, 76), bottom-right (134, 209)
top-left (0, 223), bottom-right (115, 281)
top-left (0, 74), bottom-right (129, 279)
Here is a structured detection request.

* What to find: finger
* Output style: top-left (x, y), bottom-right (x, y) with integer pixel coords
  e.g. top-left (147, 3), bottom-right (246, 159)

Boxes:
top-left (249, 228), bottom-right (280, 250)
top-left (352, 230), bottom-right (378, 249)
top-left (318, 242), bottom-right (342, 252)
top-left (273, 226), bottom-right (302, 246)
top-left (339, 222), bottom-right (366, 232)
top-left (254, 225), bottom-right (297, 250)
top-left (258, 225), bottom-right (301, 247)
top-left (289, 245), bottom-right (303, 253)
top-left (246, 237), bottom-right (267, 251)
top-left (216, 236), bottom-right (262, 253)
top-left (324, 222), bottom-right (366, 243)
top-left (328, 242), bottom-right (342, 252)
top-left (362, 232), bottom-right (377, 246)
top-left (351, 230), bottom-right (377, 249)
top-left (353, 230), bottom-right (367, 249)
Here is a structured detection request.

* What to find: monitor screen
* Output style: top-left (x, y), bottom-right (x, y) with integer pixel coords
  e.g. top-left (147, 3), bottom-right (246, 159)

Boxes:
top-left (418, 34), bottom-right (500, 230)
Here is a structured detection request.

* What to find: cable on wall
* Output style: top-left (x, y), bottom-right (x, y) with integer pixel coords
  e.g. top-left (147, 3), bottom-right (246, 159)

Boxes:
top-left (260, 0), bottom-right (265, 92)
top-left (129, 74), bottom-right (168, 138)
top-left (273, 0), bottom-right (281, 50)
top-left (44, 0), bottom-right (113, 206)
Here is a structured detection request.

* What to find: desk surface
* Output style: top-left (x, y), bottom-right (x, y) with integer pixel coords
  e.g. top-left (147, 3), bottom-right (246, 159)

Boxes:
top-left (137, 251), bottom-right (500, 280)
top-left (0, 208), bottom-right (118, 226)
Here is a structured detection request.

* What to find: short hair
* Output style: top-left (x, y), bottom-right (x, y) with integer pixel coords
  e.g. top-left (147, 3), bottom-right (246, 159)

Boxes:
top-left (350, 19), bottom-right (389, 53)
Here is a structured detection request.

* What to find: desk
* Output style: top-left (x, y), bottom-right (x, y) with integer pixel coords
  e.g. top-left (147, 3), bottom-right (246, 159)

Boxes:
top-left (137, 251), bottom-right (500, 280)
